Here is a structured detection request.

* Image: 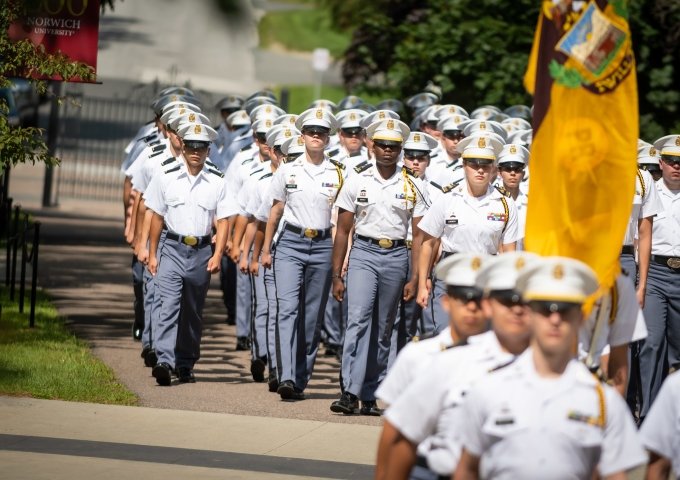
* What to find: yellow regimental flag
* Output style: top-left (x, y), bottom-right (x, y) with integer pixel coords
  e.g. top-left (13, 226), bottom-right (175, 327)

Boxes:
top-left (524, 0), bottom-right (638, 295)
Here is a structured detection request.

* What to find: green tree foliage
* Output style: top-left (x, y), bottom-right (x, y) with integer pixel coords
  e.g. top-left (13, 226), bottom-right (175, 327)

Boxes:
top-left (330, 0), bottom-right (679, 138)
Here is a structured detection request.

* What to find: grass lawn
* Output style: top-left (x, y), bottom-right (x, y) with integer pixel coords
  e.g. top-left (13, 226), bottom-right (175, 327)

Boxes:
top-left (258, 1), bottom-right (350, 57)
top-left (0, 287), bottom-right (137, 405)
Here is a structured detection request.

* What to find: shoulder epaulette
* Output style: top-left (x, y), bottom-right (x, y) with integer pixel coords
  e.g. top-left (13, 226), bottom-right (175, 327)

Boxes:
top-left (429, 180), bottom-right (444, 192)
top-left (152, 144), bottom-right (166, 153)
top-left (148, 140), bottom-right (161, 147)
top-left (259, 172), bottom-right (273, 180)
top-left (249, 167), bottom-right (264, 176)
top-left (208, 168), bottom-right (224, 178)
top-left (495, 185), bottom-right (511, 197)
top-left (143, 133), bottom-right (157, 142)
top-left (487, 357), bottom-right (517, 373)
top-left (164, 165), bottom-right (181, 174)
top-left (402, 166), bottom-right (416, 177)
top-left (329, 158), bottom-right (346, 170)
top-left (442, 180), bottom-right (462, 193)
top-left (327, 148), bottom-right (340, 158)
top-left (448, 163), bottom-right (463, 171)
top-left (149, 149), bottom-right (165, 158)
top-left (240, 144), bottom-right (252, 152)
top-left (354, 161), bottom-right (372, 174)
top-left (443, 338), bottom-right (468, 350)
top-left (161, 157), bottom-right (176, 166)
top-left (206, 159), bottom-right (218, 169)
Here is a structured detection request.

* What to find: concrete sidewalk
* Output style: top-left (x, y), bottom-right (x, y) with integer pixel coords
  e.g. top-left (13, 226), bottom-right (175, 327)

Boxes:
top-left (0, 397), bottom-right (377, 479)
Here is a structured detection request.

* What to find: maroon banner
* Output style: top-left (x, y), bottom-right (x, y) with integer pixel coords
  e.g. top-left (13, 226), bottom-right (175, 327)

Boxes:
top-left (8, 0), bottom-right (101, 82)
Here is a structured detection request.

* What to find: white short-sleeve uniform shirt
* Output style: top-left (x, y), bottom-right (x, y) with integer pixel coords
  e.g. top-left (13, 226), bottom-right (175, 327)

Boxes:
top-left (640, 371), bottom-right (680, 476)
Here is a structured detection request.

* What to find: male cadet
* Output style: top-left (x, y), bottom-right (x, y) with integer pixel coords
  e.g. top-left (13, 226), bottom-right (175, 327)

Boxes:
top-left (417, 134), bottom-right (520, 335)
top-left (638, 144), bottom-right (662, 182)
top-left (454, 257), bottom-right (647, 480)
top-left (261, 108), bottom-right (343, 401)
top-left (378, 252), bottom-right (535, 480)
top-left (426, 114), bottom-right (468, 187)
top-left (213, 95), bottom-right (244, 153)
top-left (359, 110), bottom-right (401, 164)
top-left (145, 123), bottom-right (228, 386)
top-left (636, 134), bottom-right (680, 421)
top-left (495, 143), bottom-right (529, 250)
top-left (329, 118), bottom-right (427, 416)
top-left (639, 370), bottom-right (680, 479)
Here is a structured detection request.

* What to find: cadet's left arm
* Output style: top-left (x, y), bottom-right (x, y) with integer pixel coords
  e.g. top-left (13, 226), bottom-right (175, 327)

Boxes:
top-left (404, 216), bottom-right (423, 301)
top-left (380, 428), bottom-right (418, 480)
top-left (606, 344), bottom-right (629, 396)
top-left (636, 216), bottom-right (653, 308)
top-left (207, 218), bottom-right (227, 273)
top-left (453, 449), bottom-right (480, 480)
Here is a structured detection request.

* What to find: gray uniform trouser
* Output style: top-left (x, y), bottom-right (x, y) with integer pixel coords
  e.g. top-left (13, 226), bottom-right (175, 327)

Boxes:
top-left (264, 265), bottom-right (278, 371)
top-left (639, 261), bottom-right (680, 417)
top-left (341, 239), bottom-right (408, 401)
top-left (132, 255), bottom-right (145, 328)
top-left (620, 252), bottom-right (637, 281)
top-left (251, 263), bottom-right (268, 361)
top-left (142, 232), bottom-right (166, 350)
top-left (273, 228), bottom-right (332, 390)
top-left (323, 290), bottom-right (346, 347)
top-left (154, 239), bottom-right (212, 370)
top-left (236, 265), bottom-right (252, 338)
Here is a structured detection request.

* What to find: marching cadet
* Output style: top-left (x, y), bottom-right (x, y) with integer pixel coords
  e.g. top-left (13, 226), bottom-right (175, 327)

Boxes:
top-left (427, 115), bottom-right (468, 186)
top-left (378, 252), bottom-right (535, 480)
top-left (416, 134), bottom-right (520, 334)
top-left (360, 110), bottom-right (401, 164)
top-left (145, 123), bottom-right (228, 386)
top-left (639, 370), bottom-right (680, 479)
top-left (261, 108), bottom-right (343, 401)
top-left (454, 257), bottom-right (647, 480)
top-left (333, 109), bottom-right (369, 168)
top-left (329, 118), bottom-right (428, 416)
top-left (213, 95), bottom-right (244, 153)
top-left (495, 143), bottom-right (529, 250)
top-left (637, 134), bottom-right (680, 421)
top-left (638, 145), bottom-right (662, 182)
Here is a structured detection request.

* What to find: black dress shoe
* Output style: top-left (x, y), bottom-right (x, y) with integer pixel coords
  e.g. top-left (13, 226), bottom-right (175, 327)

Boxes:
top-left (268, 369), bottom-right (279, 393)
top-left (235, 336), bottom-right (251, 351)
top-left (225, 313), bottom-right (235, 326)
top-left (330, 392), bottom-right (359, 414)
top-left (360, 400), bottom-right (383, 416)
top-left (277, 380), bottom-right (305, 400)
top-left (152, 362), bottom-right (172, 386)
top-left (132, 321), bottom-right (143, 341)
top-left (141, 346), bottom-right (151, 359)
top-left (324, 344), bottom-right (340, 357)
top-left (144, 349), bottom-right (158, 368)
top-left (250, 357), bottom-right (266, 382)
top-left (177, 367), bottom-right (196, 383)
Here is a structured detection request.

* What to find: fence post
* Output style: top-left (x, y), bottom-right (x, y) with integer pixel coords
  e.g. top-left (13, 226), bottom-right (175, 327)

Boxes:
top-left (19, 217), bottom-right (28, 313)
top-left (29, 222), bottom-right (40, 328)
top-left (5, 197), bottom-right (12, 286)
top-left (9, 205), bottom-right (20, 300)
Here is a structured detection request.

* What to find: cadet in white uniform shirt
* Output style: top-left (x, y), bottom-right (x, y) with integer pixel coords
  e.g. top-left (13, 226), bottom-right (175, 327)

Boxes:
top-left (455, 257), bottom-right (647, 480)
top-left (261, 108), bottom-right (343, 401)
top-left (329, 119), bottom-right (427, 416)
top-left (145, 123), bottom-right (228, 386)
top-left (495, 143), bottom-right (529, 251)
top-left (417, 134), bottom-right (520, 334)
top-left (379, 252), bottom-right (535, 480)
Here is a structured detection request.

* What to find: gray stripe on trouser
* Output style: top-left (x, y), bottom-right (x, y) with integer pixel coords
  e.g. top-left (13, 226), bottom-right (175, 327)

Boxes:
top-left (264, 266), bottom-right (278, 370)
top-left (273, 229), bottom-right (332, 390)
top-left (235, 266), bottom-right (252, 337)
top-left (341, 239), bottom-right (408, 401)
top-left (251, 263), bottom-right (268, 360)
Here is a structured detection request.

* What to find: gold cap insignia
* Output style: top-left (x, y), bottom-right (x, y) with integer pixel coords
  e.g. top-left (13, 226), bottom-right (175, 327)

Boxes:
top-left (350, 113), bottom-right (356, 120)
top-left (265, 106), bottom-right (272, 113)
top-left (414, 133), bottom-right (421, 142)
top-left (265, 120), bottom-right (272, 128)
top-left (649, 147), bottom-right (656, 156)
top-left (284, 129), bottom-right (292, 137)
top-left (676, 137), bottom-right (680, 147)
top-left (509, 145), bottom-right (517, 154)
top-left (316, 109), bottom-right (323, 119)
top-left (515, 257), bottom-right (525, 270)
top-left (241, 112), bottom-right (248, 119)
top-left (553, 264), bottom-right (564, 279)
top-left (171, 95), bottom-right (178, 101)
top-left (479, 121), bottom-right (487, 130)
top-left (188, 113), bottom-right (196, 122)
top-left (194, 124), bottom-right (202, 134)
top-left (471, 257), bottom-right (482, 271)
top-left (379, 112), bottom-right (386, 119)
top-left (478, 137), bottom-right (486, 148)
top-left (387, 120), bottom-right (395, 130)
top-left (449, 107), bottom-right (455, 113)
top-left (229, 96), bottom-right (235, 102)
top-left (289, 116), bottom-right (296, 123)
top-left (179, 108), bottom-right (186, 115)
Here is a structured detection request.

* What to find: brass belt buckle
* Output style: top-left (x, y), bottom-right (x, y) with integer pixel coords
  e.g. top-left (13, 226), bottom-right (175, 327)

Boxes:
top-left (304, 228), bottom-right (318, 239)
top-left (406, 240), bottom-right (413, 248)
top-left (667, 257), bottom-right (680, 269)
top-left (183, 235), bottom-right (198, 246)
top-left (378, 238), bottom-right (393, 249)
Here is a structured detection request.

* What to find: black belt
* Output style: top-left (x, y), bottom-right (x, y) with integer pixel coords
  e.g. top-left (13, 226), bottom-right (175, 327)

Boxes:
top-left (415, 456), bottom-right (449, 480)
top-left (621, 245), bottom-right (635, 255)
top-left (356, 235), bottom-right (406, 249)
top-left (165, 231), bottom-right (211, 247)
top-left (651, 254), bottom-right (680, 270)
top-left (284, 223), bottom-right (332, 239)
top-left (440, 250), bottom-right (456, 260)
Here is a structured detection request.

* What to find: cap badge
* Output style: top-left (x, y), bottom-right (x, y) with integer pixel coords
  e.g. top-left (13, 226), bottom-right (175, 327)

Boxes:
top-left (350, 113), bottom-right (356, 120)
top-left (479, 121), bottom-right (487, 130)
top-left (676, 137), bottom-right (680, 146)
top-left (379, 112), bottom-right (386, 119)
top-left (316, 109), bottom-right (323, 119)
top-left (265, 120), bottom-right (272, 128)
top-left (194, 124), bottom-right (202, 134)
top-left (289, 116), bottom-right (296, 123)
top-left (553, 264), bottom-right (564, 280)
top-left (387, 120), bottom-right (395, 130)
top-left (449, 107), bottom-right (455, 113)
top-left (171, 95), bottom-right (178, 101)
top-left (471, 257), bottom-right (482, 271)
top-left (515, 257), bottom-right (525, 270)
top-left (285, 129), bottom-right (292, 137)
top-left (265, 106), bottom-right (272, 113)
top-left (229, 96), bottom-right (235, 102)
top-left (188, 113), bottom-right (196, 122)
top-left (509, 145), bottom-right (517, 154)
top-left (414, 134), bottom-right (421, 142)
top-left (179, 108), bottom-right (186, 115)
top-left (478, 137), bottom-right (487, 148)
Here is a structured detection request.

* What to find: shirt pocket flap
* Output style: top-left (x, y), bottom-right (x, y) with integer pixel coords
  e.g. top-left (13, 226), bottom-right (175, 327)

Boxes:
top-left (166, 196), bottom-right (184, 207)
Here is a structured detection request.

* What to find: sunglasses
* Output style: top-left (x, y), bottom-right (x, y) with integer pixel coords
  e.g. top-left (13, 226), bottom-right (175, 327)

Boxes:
top-left (490, 291), bottom-right (525, 307)
top-left (528, 300), bottom-right (582, 317)
top-left (302, 126), bottom-right (330, 136)
top-left (404, 150), bottom-right (429, 160)
top-left (464, 158), bottom-right (494, 169)
top-left (499, 164), bottom-right (525, 173)
top-left (341, 127), bottom-right (363, 136)
top-left (184, 141), bottom-right (209, 151)
top-left (374, 141), bottom-right (402, 150)
top-left (443, 131), bottom-right (464, 141)
top-left (661, 155), bottom-right (680, 167)
top-left (448, 286), bottom-right (483, 304)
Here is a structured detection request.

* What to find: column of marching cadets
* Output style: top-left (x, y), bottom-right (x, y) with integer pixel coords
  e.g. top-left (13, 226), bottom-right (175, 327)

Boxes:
top-left (121, 87), bottom-right (680, 478)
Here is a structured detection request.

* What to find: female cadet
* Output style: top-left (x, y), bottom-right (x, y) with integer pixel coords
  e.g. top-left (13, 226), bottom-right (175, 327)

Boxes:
top-left (261, 108), bottom-right (344, 401)
top-left (416, 134), bottom-right (520, 334)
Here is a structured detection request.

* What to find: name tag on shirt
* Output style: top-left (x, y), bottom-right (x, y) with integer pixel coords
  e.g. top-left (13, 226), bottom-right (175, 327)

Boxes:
top-left (446, 215), bottom-right (459, 225)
